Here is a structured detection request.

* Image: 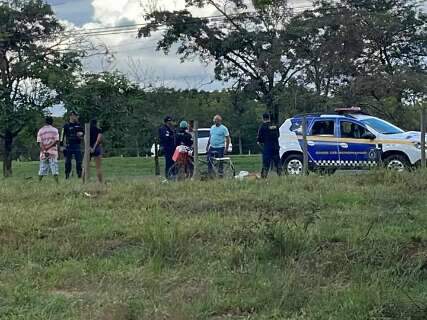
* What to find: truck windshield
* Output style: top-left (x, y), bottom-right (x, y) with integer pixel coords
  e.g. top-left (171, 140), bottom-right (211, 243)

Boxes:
top-left (361, 118), bottom-right (404, 135)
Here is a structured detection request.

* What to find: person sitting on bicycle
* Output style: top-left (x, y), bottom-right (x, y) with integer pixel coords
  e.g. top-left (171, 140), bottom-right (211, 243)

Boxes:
top-left (169, 121), bottom-right (194, 180)
top-left (176, 121), bottom-right (193, 148)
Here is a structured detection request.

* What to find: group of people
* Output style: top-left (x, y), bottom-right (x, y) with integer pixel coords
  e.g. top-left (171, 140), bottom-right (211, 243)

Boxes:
top-left (36, 111), bottom-right (104, 183)
top-left (159, 112), bottom-right (281, 179)
top-left (37, 111), bottom-right (282, 182)
top-left (159, 114), bottom-right (231, 178)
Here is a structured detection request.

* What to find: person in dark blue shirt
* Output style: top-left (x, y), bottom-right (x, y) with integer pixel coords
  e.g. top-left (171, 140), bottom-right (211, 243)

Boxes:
top-left (61, 111), bottom-right (84, 179)
top-left (159, 116), bottom-right (176, 178)
top-left (257, 113), bottom-right (282, 178)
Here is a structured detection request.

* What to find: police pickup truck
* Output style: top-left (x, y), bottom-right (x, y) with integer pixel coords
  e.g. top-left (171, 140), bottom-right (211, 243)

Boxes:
top-left (279, 108), bottom-right (426, 175)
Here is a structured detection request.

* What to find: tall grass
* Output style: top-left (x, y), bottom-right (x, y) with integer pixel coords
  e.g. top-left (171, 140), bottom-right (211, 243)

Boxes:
top-left (0, 168), bottom-right (426, 319)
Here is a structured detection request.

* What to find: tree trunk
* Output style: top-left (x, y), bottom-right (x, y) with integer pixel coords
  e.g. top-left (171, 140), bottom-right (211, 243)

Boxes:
top-left (154, 140), bottom-right (160, 176)
top-left (264, 94), bottom-right (280, 125)
top-left (273, 103), bottom-right (280, 125)
top-left (2, 130), bottom-right (13, 177)
top-left (238, 131), bottom-right (243, 155)
top-left (135, 138), bottom-right (140, 157)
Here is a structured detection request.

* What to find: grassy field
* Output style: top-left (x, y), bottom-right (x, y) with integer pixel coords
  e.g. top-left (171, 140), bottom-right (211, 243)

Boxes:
top-left (7, 155), bottom-right (261, 180)
top-left (0, 158), bottom-right (426, 319)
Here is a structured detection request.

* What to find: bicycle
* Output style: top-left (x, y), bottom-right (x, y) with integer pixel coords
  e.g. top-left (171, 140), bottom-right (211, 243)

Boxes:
top-left (198, 150), bottom-right (236, 179)
top-left (168, 148), bottom-right (236, 181)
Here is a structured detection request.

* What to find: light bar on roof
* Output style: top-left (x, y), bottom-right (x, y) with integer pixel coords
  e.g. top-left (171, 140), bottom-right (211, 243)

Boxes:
top-left (335, 107), bottom-right (363, 114)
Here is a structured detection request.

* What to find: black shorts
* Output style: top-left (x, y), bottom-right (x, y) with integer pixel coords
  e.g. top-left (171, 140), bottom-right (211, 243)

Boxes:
top-left (91, 146), bottom-right (103, 158)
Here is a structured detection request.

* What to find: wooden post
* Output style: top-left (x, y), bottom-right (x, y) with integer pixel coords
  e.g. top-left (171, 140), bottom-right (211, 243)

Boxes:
top-left (193, 120), bottom-right (199, 180)
top-left (302, 116), bottom-right (309, 176)
top-left (82, 122), bottom-right (90, 183)
top-left (154, 140), bottom-right (160, 176)
top-left (421, 108), bottom-right (426, 169)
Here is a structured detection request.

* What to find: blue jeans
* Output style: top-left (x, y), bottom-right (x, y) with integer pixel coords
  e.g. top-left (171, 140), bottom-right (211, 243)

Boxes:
top-left (208, 147), bottom-right (225, 175)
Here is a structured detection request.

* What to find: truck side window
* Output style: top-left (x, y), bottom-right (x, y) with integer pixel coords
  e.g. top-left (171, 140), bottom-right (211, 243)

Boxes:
top-left (290, 122), bottom-right (302, 133)
top-left (311, 120), bottom-right (335, 136)
top-left (340, 121), bottom-right (369, 139)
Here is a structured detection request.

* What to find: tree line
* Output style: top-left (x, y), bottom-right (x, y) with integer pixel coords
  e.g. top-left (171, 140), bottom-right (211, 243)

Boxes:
top-left (0, 0), bottom-right (425, 176)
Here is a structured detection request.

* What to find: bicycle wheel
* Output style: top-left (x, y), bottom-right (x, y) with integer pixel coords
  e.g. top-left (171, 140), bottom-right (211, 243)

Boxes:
top-left (168, 162), bottom-right (193, 181)
top-left (212, 159), bottom-right (236, 179)
top-left (197, 159), bottom-right (211, 180)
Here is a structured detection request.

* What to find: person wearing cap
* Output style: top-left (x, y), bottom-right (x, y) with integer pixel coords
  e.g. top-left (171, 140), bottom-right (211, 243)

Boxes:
top-left (37, 116), bottom-right (60, 183)
top-left (257, 112), bottom-right (282, 178)
top-left (176, 121), bottom-right (193, 148)
top-left (61, 111), bottom-right (84, 179)
top-left (159, 116), bottom-right (176, 178)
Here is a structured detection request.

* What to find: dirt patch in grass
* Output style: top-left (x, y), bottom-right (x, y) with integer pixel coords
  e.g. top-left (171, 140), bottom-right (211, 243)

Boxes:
top-left (0, 226), bottom-right (23, 246)
top-left (49, 289), bottom-right (86, 299)
top-left (97, 239), bottom-right (142, 258)
top-left (165, 277), bottom-right (210, 305)
top-left (400, 238), bottom-right (427, 271)
top-left (208, 306), bottom-right (257, 319)
top-left (379, 303), bottom-right (427, 320)
top-left (97, 303), bottom-right (131, 320)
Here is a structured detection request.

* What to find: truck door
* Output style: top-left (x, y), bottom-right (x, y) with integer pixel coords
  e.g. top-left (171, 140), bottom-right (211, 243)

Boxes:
top-left (338, 120), bottom-right (378, 167)
top-left (308, 119), bottom-right (340, 167)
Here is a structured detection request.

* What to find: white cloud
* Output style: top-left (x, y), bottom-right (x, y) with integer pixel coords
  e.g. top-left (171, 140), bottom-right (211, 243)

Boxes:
top-left (90, 0), bottom-right (214, 27)
top-left (71, 0), bottom-right (220, 89)
top-left (91, 0), bottom-right (143, 26)
top-left (64, 0), bottom-right (317, 90)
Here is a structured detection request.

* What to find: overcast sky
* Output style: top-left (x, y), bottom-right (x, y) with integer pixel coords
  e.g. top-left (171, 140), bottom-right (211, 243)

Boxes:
top-left (46, 0), bottom-right (317, 91)
top-left (47, 0), bottom-right (426, 92)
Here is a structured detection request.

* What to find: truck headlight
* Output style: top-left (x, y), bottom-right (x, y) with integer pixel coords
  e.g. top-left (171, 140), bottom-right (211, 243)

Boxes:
top-left (414, 142), bottom-right (427, 149)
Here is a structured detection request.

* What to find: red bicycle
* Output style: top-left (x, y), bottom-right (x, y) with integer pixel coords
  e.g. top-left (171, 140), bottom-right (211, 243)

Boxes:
top-left (168, 146), bottom-right (194, 181)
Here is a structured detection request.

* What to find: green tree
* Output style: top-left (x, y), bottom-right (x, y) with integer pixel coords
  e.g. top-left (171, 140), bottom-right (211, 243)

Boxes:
top-left (0, 0), bottom-right (80, 176)
top-left (62, 72), bottom-right (146, 155)
top-left (297, 0), bottom-right (426, 122)
top-left (138, 0), bottom-right (303, 123)
top-left (290, 3), bottom-right (363, 100)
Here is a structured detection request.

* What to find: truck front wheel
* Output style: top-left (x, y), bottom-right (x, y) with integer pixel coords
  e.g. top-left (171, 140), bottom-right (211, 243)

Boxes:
top-left (383, 154), bottom-right (410, 172)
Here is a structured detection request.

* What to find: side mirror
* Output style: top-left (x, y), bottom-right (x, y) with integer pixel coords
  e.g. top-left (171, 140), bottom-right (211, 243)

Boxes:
top-left (362, 132), bottom-right (376, 140)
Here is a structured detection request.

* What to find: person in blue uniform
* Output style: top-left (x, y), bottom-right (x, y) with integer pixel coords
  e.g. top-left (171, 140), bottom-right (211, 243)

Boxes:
top-left (159, 116), bottom-right (176, 178)
top-left (257, 113), bottom-right (282, 178)
top-left (61, 111), bottom-right (84, 179)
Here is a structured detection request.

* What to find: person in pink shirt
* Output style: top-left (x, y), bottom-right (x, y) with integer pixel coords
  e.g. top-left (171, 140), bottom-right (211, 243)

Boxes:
top-left (37, 116), bottom-right (60, 182)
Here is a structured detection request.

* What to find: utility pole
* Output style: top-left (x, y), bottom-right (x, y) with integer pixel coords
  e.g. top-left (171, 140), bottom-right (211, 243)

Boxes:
top-left (193, 120), bottom-right (199, 180)
top-left (82, 123), bottom-right (90, 183)
top-left (421, 108), bottom-right (426, 168)
top-left (154, 139), bottom-right (160, 176)
top-left (302, 116), bottom-right (308, 175)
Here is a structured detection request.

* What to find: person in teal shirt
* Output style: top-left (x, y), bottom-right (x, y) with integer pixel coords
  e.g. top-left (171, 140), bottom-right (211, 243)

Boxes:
top-left (206, 115), bottom-right (231, 175)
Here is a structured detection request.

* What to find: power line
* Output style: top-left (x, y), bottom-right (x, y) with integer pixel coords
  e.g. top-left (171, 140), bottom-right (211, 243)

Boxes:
top-left (61, 4), bottom-right (322, 38)
top-left (57, 1), bottom-right (411, 55)
top-left (61, 3), bottom-right (361, 40)
top-left (62, 14), bottom-right (228, 36)
top-left (54, 5), bottom-right (337, 54)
